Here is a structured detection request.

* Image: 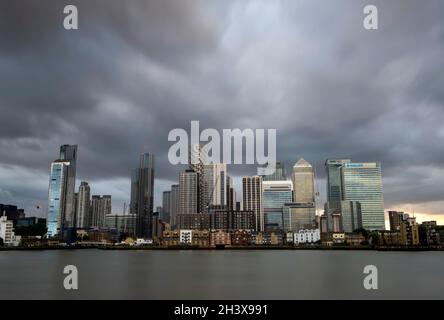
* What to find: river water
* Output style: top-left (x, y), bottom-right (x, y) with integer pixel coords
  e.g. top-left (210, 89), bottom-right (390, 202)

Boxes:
top-left (0, 249), bottom-right (443, 299)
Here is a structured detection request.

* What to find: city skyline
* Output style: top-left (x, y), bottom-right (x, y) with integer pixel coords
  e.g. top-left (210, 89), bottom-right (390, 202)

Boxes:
top-left (1, 1), bottom-right (444, 225)
top-left (1, 142), bottom-right (442, 228)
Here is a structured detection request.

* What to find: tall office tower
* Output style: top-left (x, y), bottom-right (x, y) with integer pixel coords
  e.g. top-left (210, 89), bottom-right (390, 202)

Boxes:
top-left (59, 145), bottom-right (77, 228)
top-left (90, 195), bottom-right (111, 228)
top-left (170, 184), bottom-right (180, 228)
top-left (325, 159), bottom-right (351, 203)
top-left (341, 162), bottom-right (385, 230)
top-left (203, 163), bottom-right (227, 209)
top-left (189, 143), bottom-right (208, 213)
top-left (226, 176), bottom-right (237, 211)
top-left (162, 191), bottom-right (171, 224)
top-left (388, 211), bottom-right (404, 232)
top-left (130, 153), bottom-right (155, 238)
top-left (263, 180), bottom-right (293, 232)
top-left (292, 158), bottom-right (315, 203)
top-left (260, 161), bottom-right (287, 181)
top-left (340, 201), bottom-right (362, 233)
top-left (179, 170), bottom-right (199, 214)
top-left (76, 181), bottom-right (91, 229)
top-left (46, 144), bottom-right (78, 237)
top-left (242, 176), bottom-right (264, 232)
top-left (324, 159), bottom-right (351, 231)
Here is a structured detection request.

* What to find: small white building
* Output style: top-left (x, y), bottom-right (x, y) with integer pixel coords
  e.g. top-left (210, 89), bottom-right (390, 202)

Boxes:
top-left (0, 215), bottom-right (21, 246)
top-left (180, 230), bottom-right (192, 244)
top-left (294, 229), bottom-right (320, 245)
top-left (135, 238), bottom-right (153, 245)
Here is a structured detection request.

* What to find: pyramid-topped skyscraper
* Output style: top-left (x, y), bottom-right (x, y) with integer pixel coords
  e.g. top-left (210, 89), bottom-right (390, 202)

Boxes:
top-left (292, 158), bottom-right (315, 203)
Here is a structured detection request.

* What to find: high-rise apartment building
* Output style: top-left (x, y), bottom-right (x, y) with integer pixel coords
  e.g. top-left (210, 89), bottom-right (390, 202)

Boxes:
top-left (242, 176), bottom-right (263, 232)
top-left (179, 170), bottom-right (199, 214)
top-left (90, 195), bottom-right (111, 228)
top-left (130, 153), bottom-right (154, 238)
top-left (76, 181), bottom-right (91, 229)
top-left (46, 144), bottom-right (77, 237)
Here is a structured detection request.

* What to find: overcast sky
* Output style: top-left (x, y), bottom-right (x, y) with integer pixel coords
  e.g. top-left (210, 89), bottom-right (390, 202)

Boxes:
top-left (1, 0), bottom-right (443, 224)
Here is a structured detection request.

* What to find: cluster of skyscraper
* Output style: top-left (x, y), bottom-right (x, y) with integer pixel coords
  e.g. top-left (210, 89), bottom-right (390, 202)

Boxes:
top-left (324, 159), bottom-right (385, 232)
top-left (46, 145), bottom-right (112, 238)
top-left (46, 143), bottom-right (385, 240)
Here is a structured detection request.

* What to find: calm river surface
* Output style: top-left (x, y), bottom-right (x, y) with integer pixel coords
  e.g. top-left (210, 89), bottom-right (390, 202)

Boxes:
top-left (0, 249), bottom-right (443, 299)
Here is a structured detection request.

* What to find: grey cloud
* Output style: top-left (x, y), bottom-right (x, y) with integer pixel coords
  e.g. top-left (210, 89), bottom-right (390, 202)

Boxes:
top-left (0, 0), bottom-right (444, 218)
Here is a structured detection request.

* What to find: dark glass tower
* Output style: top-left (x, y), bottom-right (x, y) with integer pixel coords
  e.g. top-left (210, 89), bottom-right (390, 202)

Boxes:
top-left (130, 153), bottom-right (155, 238)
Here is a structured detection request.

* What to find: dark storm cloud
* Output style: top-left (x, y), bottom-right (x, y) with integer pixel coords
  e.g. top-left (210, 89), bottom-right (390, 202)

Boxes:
top-left (0, 0), bottom-right (443, 217)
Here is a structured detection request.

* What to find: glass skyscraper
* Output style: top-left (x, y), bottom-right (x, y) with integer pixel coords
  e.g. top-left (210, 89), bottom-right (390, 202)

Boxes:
top-left (46, 144), bottom-right (77, 237)
top-left (325, 159), bottom-right (351, 203)
top-left (341, 162), bottom-right (385, 230)
top-left (130, 153), bottom-right (155, 238)
top-left (263, 181), bottom-right (293, 232)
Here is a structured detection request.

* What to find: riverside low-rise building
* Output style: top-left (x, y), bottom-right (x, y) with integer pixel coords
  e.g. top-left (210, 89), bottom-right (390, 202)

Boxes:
top-left (231, 230), bottom-right (251, 246)
top-left (162, 229), bottom-right (209, 247)
top-left (294, 229), bottom-right (320, 245)
top-left (210, 230), bottom-right (231, 247)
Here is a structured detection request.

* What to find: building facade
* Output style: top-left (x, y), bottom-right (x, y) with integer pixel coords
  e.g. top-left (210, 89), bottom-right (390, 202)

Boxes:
top-left (176, 213), bottom-right (210, 230)
top-left (210, 210), bottom-right (256, 231)
top-left (179, 169), bottom-right (199, 215)
top-left (283, 202), bottom-right (316, 232)
top-left (294, 229), bottom-right (320, 245)
top-left (263, 180), bottom-right (293, 232)
top-left (341, 162), bottom-right (385, 230)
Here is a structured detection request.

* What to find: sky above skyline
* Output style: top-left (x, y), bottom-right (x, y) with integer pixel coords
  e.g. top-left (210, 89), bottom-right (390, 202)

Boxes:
top-left (1, 0), bottom-right (444, 225)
